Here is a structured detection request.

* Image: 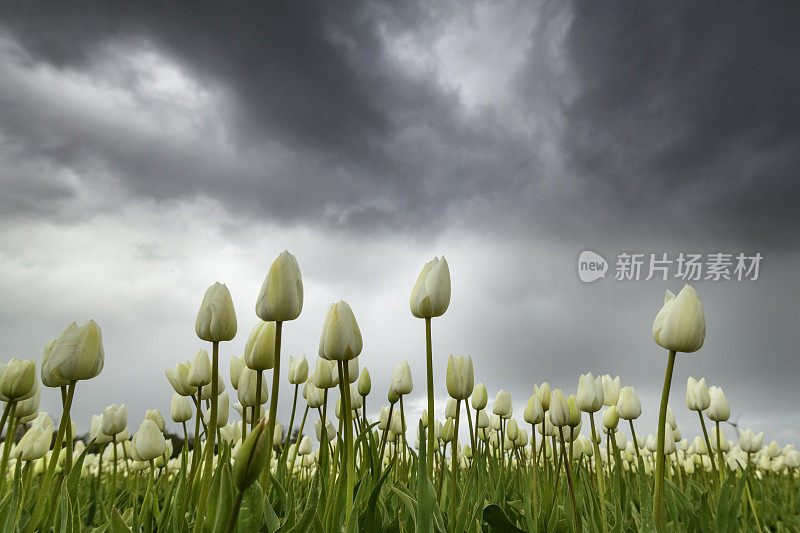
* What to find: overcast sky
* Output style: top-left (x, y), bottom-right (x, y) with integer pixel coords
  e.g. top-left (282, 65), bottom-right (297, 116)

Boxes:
top-left (1, 1), bottom-right (799, 447)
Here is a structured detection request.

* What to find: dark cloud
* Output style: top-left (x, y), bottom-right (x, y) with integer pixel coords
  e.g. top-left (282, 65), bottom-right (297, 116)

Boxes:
top-left (559, 2), bottom-right (800, 246)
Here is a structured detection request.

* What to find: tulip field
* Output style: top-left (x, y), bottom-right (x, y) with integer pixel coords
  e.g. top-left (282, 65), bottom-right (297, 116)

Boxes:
top-left (0, 252), bottom-right (797, 532)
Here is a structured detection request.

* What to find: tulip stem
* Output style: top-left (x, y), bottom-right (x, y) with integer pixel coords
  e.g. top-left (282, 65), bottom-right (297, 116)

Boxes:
top-left (653, 349), bottom-right (676, 533)
top-left (698, 412), bottom-right (718, 481)
top-left (628, 420), bottom-right (642, 468)
top-left (253, 371), bottom-right (263, 433)
top-left (530, 424), bottom-right (539, 512)
top-left (559, 426), bottom-right (581, 533)
top-left (378, 403), bottom-right (394, 475)
top-left (342, 360), bottom-right (355, 525)
top-left (111, 434), bottom-right (118, 501)
top-left (261, 321), bottom-right (282, 493)
top-left (288, 405), bottom-right (309, 482)
top-left (195, 341), bottom-right (219, 533)
top-left (0, 402), bottom-right (11, 442)
top-left (715, 421), bottom-right (725, 484)
top-left (241, 407), bottom-right (248, 442)
top-left (0, 401), bottom-right (17, 494)
top-left (450, 399), bottom-right (461, 533)
top-left (61, 385), bottom-right (73, 473)
top-left (425, 317), bottom-right (435, 480)
top-left (287, 384), bottom-right (299, 448)
top-left (589, 413), bottom-right (608, 533)
top-left (25, 380), bottom-right (76, 533)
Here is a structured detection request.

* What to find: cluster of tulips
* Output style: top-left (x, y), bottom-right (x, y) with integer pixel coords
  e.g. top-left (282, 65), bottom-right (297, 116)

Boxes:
top-left (0, 251), bottom-right (796, 532)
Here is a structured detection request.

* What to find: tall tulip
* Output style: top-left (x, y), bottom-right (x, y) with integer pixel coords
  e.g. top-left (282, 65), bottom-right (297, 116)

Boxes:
top-left (651, 284), bottom-right (706, 532)
top-left (410, 256), bottom-right (450, 478)
top-left (194, 282), bottom-right (237, 533)
top-left (319, 300), bottom-right (361, 523)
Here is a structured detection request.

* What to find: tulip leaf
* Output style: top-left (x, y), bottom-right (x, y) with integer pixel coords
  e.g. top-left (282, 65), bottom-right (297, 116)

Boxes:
top-left (110, 506), bottom-right (134, 533)
top-left (482, 504), bottom-right (527, 532)
top-left (282, 470), bottom-right (320, 533)
top-left (239, 482), bottom-right (266, 531)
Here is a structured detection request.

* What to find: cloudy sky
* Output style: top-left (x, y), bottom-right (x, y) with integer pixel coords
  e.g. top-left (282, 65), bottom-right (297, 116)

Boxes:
top-left (1, 1), bottom-right (798, 446)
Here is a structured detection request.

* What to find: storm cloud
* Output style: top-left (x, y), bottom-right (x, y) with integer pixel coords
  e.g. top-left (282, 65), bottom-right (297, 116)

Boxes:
top-left (1, 1), bottom-right (798, 445)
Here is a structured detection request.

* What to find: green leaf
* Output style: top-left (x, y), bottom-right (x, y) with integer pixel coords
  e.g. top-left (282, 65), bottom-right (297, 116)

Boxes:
top-left (482, 504), bottom-right (527, 533)
top-left (283, 470), bottom-right (321, 533)
top-left (211, 462), bottom-right (235, 533)
top-left (239, 482), bottom-right (266, 531)
top-left (110, 506), bottom-right (134, 533)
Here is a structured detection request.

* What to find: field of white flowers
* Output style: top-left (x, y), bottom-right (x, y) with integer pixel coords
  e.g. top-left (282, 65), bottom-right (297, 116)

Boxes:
top-left (0, 251), bottom-right (796, 532)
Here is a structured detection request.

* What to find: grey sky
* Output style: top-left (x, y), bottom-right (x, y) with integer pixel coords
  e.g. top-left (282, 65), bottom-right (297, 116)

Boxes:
top-left (1, 1), bottom-right (798, 446)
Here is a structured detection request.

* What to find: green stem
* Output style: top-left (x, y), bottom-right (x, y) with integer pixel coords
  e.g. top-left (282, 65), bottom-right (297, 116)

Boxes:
top-left (25, 381), bottom-right (76, 533)
top-left (589, 413), bottom-right (608, 533)
top-left (342, 359), bottom-right (355, 525)
top-left (698, 411), bottom-right (718, 480)
top-left (253, 370), bottom-right (263, 433)
top-left (628, 420), bottom-right (642, 469)
top-left (261, 321), bottom-right (282, 492)
top-left (288, 405), bottom-right (309, 481)
top-left (450, 399), bottom-right (461, 533)
top-left (559, 426), bottom-right (581, 533)
top-left (653, 349), bottom-right (676, 533)
top-left (195, 341), bottom-right (220, 533)
top-left (425, 317), bottom-right (435, 480)
top-left (715, 420), bottom-right (725, 485)
top-left (287, 384), bottom-right (299, 447)
top-left (0, 401), bottom-right (17, 493)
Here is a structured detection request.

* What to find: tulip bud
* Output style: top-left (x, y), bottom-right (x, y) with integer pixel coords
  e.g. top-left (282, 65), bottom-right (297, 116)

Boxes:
top-left (602, 406), bottom-right (619, 430)
top-left (739, 428), bottom-right (764, 454)
top-left (616, 386), bottom-right (642, 420)
top-left (132, 419), bottom-right (166, 462)
top-left (576, 373), bottom-right (604, 413)
top-left (524, 393), bottom-right (543, 425)
top-left (357, 368), bottom-right (371, 396)
top-left (710, 428), bottom-right (730, 452)
top-left (195, 282), bottom-right (237, 342)
top-left (16, 423), bottom-right (52, 461)
top-left (298, 435), bottom-right (313, 455)
top-left (476, 409), bottom-right (490, 429)
top-left (0, 357), bottom-right (36, 401)
top-left (686, 377), bottom-right (711, 411)
top-left (303, 382), bottom-right (324, 408)
top-left (446, 355), bottom-right (474, 400)
top-left (506, 419), bottom-right (519, 441)
top-left (101, 404), bottom-right (127, 437)
top-left (549, 389), bottom-right (569, 427)
top-left (90, 414), bottom-right (112, 445)
top-left (233, 418), bottom-right (271, 491)
top-left (230, 355), bottom-right (245, 390)
top-left (237, 367), bottom-right (267, 407)
top-left (145, 409), bottom-right (166, 432)
top-left (288, 355), bottom-right (309, 385)
top-left (492, 390), bottom-right (512, 418)
top-left (188, 350), bottom-right (212, 387)
top-left (471, 383), bottom-right (488, 411)
top-left (652, 284), bottom-right (705, 353)
top-left (410, 256), bottom-right (451, 319)
top-left (201, 374), bottom-right (226, 400)
top-left (255, 250), bottom-right (303, 323)
top-left (41, 339), bottom-right (68, 388)
top-left (601, 375), bottom-right (621, 407)
top-left (244, 321), bottom-right (276, 371)
top-left (706, 386), bottom-right (730, 421)
top-left (390, 361), bottom-right (413, 396)
top-left (445, 398), bottom-right (457, 420)
top-left (15, 385), bottom-right (41, 419)
top-left (204, 392), bottom-right (230, 427)
top-left (312, 358), bottom-right (335, 389)
top-left (538, 382), bottom-right (551, 411)
top-left (45, 320), bottom-right (105, 383)
top-left (166, 361), bottom-right (198, 396)
top-left (567, 395), bottom-right (581, 427)
top-left (171, 393), bottom-right (193, 423)
top-left (318, 301), bottom-right (363, 361)
top-left (315, 418), bottom-right (335, 442)
top-left (441, 418), bottom-right (454, 443)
